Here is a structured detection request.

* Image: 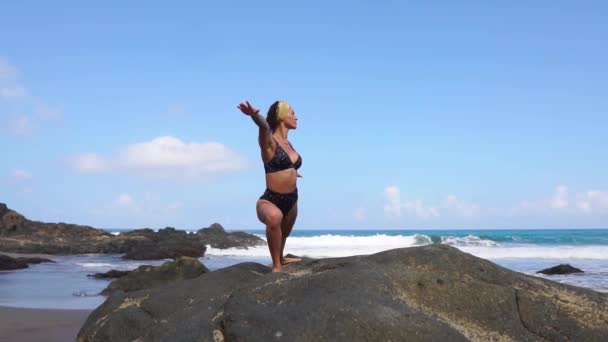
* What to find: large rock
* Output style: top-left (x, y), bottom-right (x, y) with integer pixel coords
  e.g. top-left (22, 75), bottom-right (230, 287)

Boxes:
top-left (119, 227), bottom-right (207, 260)
top-left (101, 256), bottom-right (208, 295)
top-left (79, 262), bottom-right (271, 342)
top-left (0, 254), bottom-right (55, 270)
top-left (77, 245), bottom-right (608, 341)
top-left (538, 264), bottom-right (584, 275)
top-left (0, 203), bottom-right (261, 259)
top-left (0, 254), bottom-right (28, 270)
top-left (0, 203), bottom-right (206, 259)
top-left (89, 270), bottom-right (131, 279)
top-left (196, 223), bottom-right (265, 249)
top-left (0, 203), bottom-right (115, 254)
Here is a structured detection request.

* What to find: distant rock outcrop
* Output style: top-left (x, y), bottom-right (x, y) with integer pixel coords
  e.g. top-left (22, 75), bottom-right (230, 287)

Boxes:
top-left (196, 223), bottom-right (265, 248)
top-left (88, 270), bottom-right (131, 279)
top-left (77, 245), bottom-right (608, 342)
top-left (0, 254), bottom-right (55, 270)
top-left (119, 227), bottom-right (206, 260)
top-left (101, 256), bottom-right (208, 296)
top-left (538, 264), bottom-right (584, 275)
top-left (0, 203), bottom-right (262, 260)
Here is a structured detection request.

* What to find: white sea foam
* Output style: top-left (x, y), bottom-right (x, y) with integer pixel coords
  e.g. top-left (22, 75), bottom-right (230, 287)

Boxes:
top-left (206, 234), bottom-right (431, 258)
top-left (76, 263), bottom-right (116, 268)
top-left (459, 245), bottom-right (608, 260)
top-left (205, 234), bottom-right (608, 260)
top-left (441, 235), bottom-right (499, 247)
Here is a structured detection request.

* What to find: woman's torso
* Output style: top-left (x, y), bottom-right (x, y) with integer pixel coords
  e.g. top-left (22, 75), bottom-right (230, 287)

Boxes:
top-left (263, 137), bottom-right (301, 193)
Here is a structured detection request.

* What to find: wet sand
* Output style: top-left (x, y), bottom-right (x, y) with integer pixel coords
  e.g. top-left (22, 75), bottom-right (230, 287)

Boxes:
top-left (0, 306), bottom-right (91, 342)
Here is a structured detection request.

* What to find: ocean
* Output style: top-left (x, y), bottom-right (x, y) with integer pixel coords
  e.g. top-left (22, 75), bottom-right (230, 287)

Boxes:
top-left (1, 229), bottom-right (607, 309)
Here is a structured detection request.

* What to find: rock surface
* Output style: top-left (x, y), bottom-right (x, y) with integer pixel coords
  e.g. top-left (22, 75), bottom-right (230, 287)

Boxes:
top-left (0, 254), bottom-right (28, 270)
top-left (0, 254), bottom-right (55, 270)
top-left (0, 203), bottom-right (261, 259)
top-left (101, 257), bottom-right (208, 296)
top-left (119, 228), bottom-right (207, 260)
top-left (77, 245), bottom-right (608, 342)
top-left (88, 270), bottom-right (131, 279)
top-left (196, 223), bottom-right (265, 248)
top-left (538, 264), bottom-right (584, 275)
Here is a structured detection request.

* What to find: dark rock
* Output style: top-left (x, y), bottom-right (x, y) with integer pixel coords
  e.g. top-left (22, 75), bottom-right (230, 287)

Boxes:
top-left (101, 257), bottom-right (208, 296)
top-left (0, 254), bottom-right (55, 270)
top-left (15, 257), bottom-right (55, 264)
top-left (89, 270), bottom-right (131, 279)
top-left (0, 203), bottom-right (115, 254)
top-left (537, 264), bottom-right (584, 275)
top-left (0, 204), bottom-right (206, 259)
top-left (0, 254), bottom-right (28, 270)
top-left (196, 222), bottom-right (265, 249)
top-left (120, 227), bottom-right (206, 260)
top-left (78, 245), bottom-right (608, 342)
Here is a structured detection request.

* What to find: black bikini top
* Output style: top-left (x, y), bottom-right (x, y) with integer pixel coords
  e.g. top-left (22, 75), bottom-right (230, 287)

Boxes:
top-left (264, 137), bottom-right (302, 173)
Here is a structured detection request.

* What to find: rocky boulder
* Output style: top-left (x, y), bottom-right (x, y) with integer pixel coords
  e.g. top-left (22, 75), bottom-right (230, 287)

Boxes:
top-left (101, 256), bottom-right (208, 296)
top-left (0, 204), bottom-right (206, 259)
top-left (78, 245), bottom-right (608, 341)
top-left (119, 227), bottom-right (206, 260)
top-left (0, 254), bottom-right (28, 270)
top-left (0, 254), bottom-right (55, 270)
top-left (0, 203), bottom-right (115, 254)
top-left (88, 270), bottom-right (131, 279)
top-left (196, 223), bottom-right (265, 249)
top-left (538, 264), bottom-right (584, 275)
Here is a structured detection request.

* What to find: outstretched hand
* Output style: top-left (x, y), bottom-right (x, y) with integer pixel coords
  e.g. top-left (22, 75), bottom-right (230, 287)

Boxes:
top-left (237, 101), bottom-right (260, 116)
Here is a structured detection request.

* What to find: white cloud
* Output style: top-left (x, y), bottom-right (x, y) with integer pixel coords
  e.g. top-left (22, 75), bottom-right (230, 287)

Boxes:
top-left (576, 190), bottom-right (608, 214)
top-left (1, 57), bottom-right (62, 138)
top-left (383, 186), bottom-right (440, 220)
top-left (383, 187), bottom-right (482, 220)
top-left (0, 85), bottom-right (28, 99)
top-left (0, 58), bottom-right (27, 100)
top-left (69, 153), bottom-right (111, 173)
top-left (550, 185), bottom-right (568, 209)
top-left (443, 195), bottom-right (480, 217)
top-left (9, 115), bottom-right (33, 136)
top-left (0, 58), bottom-right (18, 79)
top-left (383, 186), bottom-right (402, 218)
top-left (36, 104), bottom-right (64, 121)
top-left (70, 136), bottom-right (250, 180)
top-left (403, 200), bottom-right (440, 219)
top-left (12, 169), bottom-right (32, 180)
top-left (116, 193), bottom-right (135, 207)
top-left (514, 185), bottom-right (608, 216)
top-left (354, 207), bottom-right (366, 221)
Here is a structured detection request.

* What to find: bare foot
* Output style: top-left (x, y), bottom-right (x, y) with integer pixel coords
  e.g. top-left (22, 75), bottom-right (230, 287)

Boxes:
top-left (281, 257), bottom-right (302, 265)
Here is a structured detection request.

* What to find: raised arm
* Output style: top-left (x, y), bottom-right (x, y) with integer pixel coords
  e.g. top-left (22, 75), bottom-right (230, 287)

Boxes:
top-left (237, 101), bottom-right (274, 155)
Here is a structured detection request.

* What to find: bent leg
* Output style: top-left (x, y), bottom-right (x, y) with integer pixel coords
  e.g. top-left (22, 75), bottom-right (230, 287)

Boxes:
top-left (280, 203), bottom-right (301, 265)
top-left (257, 200), bottom-right (283, 272)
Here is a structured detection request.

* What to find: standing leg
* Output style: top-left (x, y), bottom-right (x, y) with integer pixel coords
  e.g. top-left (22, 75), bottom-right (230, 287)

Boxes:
top-left (280, 203), bottom-right (301, 265)
top-left (256, 200), bottom-right (283, 272)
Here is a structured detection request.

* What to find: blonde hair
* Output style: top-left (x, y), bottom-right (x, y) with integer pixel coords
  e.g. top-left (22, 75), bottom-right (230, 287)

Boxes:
top-left (266, 101), bottom-right (291, 132)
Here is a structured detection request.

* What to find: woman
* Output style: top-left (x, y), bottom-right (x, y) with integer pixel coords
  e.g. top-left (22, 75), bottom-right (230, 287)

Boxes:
top-left (237, 100), bottom-right (303, 272)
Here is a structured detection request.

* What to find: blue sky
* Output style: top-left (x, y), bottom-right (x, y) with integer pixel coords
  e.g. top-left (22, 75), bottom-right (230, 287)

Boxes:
top-left (1, 1), bottom-right (607, 230)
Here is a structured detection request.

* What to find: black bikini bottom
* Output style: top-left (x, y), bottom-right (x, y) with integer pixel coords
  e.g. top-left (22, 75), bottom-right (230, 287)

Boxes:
top-left (260, 188), bottom-right (298, 216)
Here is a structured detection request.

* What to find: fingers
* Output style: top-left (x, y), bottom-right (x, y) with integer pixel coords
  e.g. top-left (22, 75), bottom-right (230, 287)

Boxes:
top-left (237, 100), bottom-right (259, 115)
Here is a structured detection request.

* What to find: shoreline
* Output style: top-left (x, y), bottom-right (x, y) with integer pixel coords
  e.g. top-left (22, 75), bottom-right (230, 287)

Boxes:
top-left (0, 305), bottom-right (91, 342)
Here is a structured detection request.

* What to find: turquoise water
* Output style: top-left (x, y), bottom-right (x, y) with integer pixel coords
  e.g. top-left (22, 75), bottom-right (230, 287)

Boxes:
top-left (1, 228), bottom-right (607, 309)
top-left (247, 229), bottom-right (608, 245)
